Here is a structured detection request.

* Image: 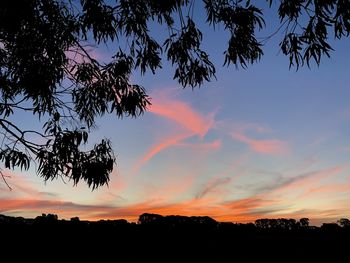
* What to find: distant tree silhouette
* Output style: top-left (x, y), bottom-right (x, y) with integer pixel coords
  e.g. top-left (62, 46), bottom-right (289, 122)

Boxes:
top-left (255, 218), bottom-right (270, 229)
top-left (337, 218), bottom-right (350, 228)
top-left (321, 222), bottom-right (341, 231)
top-left (255, 218), bottom-right (299, 230)
top-left (34, 213), bottom-right (58, 224)
top-left (138, 213), bottom-right (218, 228)
top-left (70, 217), bottom-right (80, 222)
top-left (2, 213), bottom-right (350, 261)
top-left (299, 217), bottom-right (310, 228)
top-left (138, 213), bottom-right (165, 225)
top-left (1, 0), bottom-right (350, 188)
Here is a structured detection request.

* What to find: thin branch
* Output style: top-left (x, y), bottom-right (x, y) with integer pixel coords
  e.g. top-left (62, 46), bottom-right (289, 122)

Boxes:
top-left (0, 169), bottom-right (12, 190)
top-left (259, 18), bottom-right (290, 44)
top-left (0, 120), bottom-right (39, 154)
top-left (72, 39), bottom-right (102, 67)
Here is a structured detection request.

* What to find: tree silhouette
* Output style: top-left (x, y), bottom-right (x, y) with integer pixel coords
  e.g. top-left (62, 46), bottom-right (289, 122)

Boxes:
top-left (299, 217), bottom-right (310, 228)
top-left (2, 213), bottom-right (350, 261)
top-left (337, 218), bottom-right (350, 228)
top-left (1, 0), bottom-right (349, 189)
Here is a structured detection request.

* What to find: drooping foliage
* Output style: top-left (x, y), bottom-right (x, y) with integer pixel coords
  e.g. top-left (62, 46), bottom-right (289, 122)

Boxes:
top-left (0, 0), bottom-right (349, 189)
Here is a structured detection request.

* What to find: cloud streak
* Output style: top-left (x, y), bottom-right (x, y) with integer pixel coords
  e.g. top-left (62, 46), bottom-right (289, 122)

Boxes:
top-left (0, 198), bottom-right (114, 219)
top-left (232, 132), bottom-right (289, 155)
top-left (149, 94), bottom-right (214, 137)
top-left (134, 90), bottom-right (217, 171)
top-left (253, 165), bottom-right (346, 195)
top-left (134, 132), bottom-right (191, 171)
top-left (299, 183), bottom-right (350, 198)
top-left (177, 139), bottom-right (222, 151)
top-left (196, 177), bottom-right (231, 199)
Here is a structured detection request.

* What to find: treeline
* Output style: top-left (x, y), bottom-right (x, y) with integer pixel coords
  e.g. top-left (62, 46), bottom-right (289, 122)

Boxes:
top-left (1, 212), bottom-right (350, 230)
top-left (0, 213), bottom-right (349, 262)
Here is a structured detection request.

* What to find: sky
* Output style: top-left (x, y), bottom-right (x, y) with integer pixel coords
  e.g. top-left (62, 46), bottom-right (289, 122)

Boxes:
top-left (1, 2), bottom-right (350, 225)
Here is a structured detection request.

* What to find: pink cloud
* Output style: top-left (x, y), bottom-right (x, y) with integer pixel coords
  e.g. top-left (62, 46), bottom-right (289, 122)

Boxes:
top-left (149, 95), bottom-right (214, 137)
top-left (215, 121), bottom-right (271, 135)
top-left (299, 183), bottom-right (350, 199)
top-left (134, 91), bottom-right (217, 171)
top-left (65, 47), bottom-right (108, 64)
top-left (232, 132), bottom-right (289, 155)
top-left (0, 170), bottom-right (43, 198)
top-left (0, 198), bottom-right (113, 219)
top-left (133, 132), bottom-right (191, 172)
top-left (177, 139), bottom-right (222, 151)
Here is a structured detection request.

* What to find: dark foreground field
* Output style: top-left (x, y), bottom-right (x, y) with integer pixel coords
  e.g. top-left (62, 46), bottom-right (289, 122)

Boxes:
top-left (1, 213), bottom-right (349, 262)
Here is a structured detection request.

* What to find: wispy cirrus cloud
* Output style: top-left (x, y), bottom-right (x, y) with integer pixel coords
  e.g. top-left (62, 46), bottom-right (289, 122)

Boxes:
top-left (196, 177), bottom-right (231, 199)
top-left (215, 121), bottom-right (271, 134)
top-left (133, 90), bottom-right (217, 171)
top-left (231, 132), bottom-right (289, 155)
top-left (299, 183), bottom-right (350, 199)
top-left (134, 132), bottom-right (191, 171)
top-left (0, 199), bottom-right (108, 212)
top-left (255, 165), bottom-right (346, 195)
top-left (223, 196), bottom-right (277, 214)
top-left (216, 121), bottom-right (290, 155)
top-left (149, 92), bottom-right (215, 138)
top-left (0, 198), bottom-right (114, 219)
top-left (0, 170), bottom-right (47, 199)
top-left (177, 139), bottom-right (222, 151)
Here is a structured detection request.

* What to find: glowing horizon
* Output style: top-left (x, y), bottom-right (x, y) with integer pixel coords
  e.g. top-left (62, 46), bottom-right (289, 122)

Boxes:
top-left (1, 6), bottom-right (350, 226)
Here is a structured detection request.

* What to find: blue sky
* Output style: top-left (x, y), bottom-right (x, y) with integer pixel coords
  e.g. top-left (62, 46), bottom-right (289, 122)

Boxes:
top-left (1, 1), bottom-right (350, 225)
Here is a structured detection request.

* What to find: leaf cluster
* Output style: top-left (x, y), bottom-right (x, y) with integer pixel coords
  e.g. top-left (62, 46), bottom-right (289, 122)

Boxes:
top-left (0, 0), bottom-right (349, 189)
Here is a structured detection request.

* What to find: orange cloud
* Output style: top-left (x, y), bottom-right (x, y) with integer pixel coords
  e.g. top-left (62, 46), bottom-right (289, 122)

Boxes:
top-left (231, 132), bottom-right (289, 155)
top-left (89, 197), bottom-right (222, 222)
top-left (1, 193), bottom-right (342, 225)
top-left (223, 196), bottom-right (277, 214)
top-left (141, 173), bottom-right (197, 203)
top-left (87, 194), bottom-right (281, 223)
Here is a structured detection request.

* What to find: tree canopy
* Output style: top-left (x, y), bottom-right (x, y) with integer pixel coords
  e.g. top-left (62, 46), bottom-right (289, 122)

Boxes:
top-left (0, 0), bottom-right (349, 189)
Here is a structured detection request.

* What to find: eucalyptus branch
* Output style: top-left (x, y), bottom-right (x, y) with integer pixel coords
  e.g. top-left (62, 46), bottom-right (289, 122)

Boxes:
top-left (0, 119), bottom-right (40, 154)
top-left (0, 169), bottom-right (12, 190)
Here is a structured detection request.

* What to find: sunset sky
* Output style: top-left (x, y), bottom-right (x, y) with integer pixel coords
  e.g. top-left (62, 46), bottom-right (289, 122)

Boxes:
top-left (1, 3), bottom-right (350, 225)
